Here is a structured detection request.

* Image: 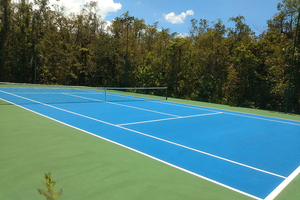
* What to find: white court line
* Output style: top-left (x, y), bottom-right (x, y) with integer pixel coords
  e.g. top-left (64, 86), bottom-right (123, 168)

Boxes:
top-left (63, 93), bottom-right (180, 118)
top-left (0, 90), bottom-right (286, 181)
top-left (105, 91), bottom-right (148, 101)
top-left (118, 112), bottom-right (223, 126)
top-left (10, 92), bottom-right (102, 95)
top-left (223, 112), bottom-right (300, 127)
top-left (0, 96), bottom-right (262, 200)
top-left (151, 100), bottom-right (300, 126)
top-left (151, 100), bottom-right (220, 113)
top-left (265, 165), bottom-right (300, 200)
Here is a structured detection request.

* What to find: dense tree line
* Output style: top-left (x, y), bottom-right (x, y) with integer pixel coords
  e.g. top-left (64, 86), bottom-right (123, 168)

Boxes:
top-left (0, 0), bottom-right (300, 113)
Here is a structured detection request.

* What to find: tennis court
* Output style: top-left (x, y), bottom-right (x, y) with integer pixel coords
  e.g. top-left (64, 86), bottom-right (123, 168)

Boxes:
top-left (1, 85), bottom-right (300, 199)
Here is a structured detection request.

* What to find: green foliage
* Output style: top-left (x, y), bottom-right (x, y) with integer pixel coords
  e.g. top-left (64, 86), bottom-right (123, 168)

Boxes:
top-left (1, 0), bottom-right (300, 113)
top-left (38, 172), bottom-right (63, 200)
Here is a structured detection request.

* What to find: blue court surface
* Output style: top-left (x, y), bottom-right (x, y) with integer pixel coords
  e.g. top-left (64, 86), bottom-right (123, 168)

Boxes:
top-left (1, 87), bottom-right (300, 200)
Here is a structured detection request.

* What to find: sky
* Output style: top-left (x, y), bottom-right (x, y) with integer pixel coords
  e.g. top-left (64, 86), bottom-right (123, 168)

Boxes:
top-left (48, 0), bottom-right (282, 35)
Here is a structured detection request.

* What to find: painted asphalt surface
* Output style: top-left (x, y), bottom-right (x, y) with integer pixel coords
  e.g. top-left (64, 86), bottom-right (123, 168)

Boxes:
top-left (1, 88), bottom-right (300, 199)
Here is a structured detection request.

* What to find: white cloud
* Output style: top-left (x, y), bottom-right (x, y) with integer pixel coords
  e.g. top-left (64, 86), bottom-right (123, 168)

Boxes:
top-left (49, 0), bottom-right (122, 19)
top-left (101, 21), bottom-right (113, 34)
top-left (164, 10), bottom-right (194, 24)
top-left (176, 33), bottom-right (188, 38)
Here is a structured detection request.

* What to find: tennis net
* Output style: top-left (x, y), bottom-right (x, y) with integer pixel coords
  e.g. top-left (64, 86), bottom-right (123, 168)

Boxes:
top-left (0, 82), bottom-right (168, 106)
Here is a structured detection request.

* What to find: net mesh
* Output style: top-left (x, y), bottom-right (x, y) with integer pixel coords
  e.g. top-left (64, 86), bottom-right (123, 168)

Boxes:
top-left (0, 82), bottom-right (168, 106)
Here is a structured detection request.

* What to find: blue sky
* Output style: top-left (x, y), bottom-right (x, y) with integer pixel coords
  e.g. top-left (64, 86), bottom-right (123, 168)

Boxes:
top-left (50, 0), bottom-right (281, 35)
top-left (106, 0), bottom-right (281, 35)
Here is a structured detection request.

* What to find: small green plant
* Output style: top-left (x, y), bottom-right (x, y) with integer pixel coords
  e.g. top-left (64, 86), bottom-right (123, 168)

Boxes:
top-left (38, 172), bottom-right (63, 200)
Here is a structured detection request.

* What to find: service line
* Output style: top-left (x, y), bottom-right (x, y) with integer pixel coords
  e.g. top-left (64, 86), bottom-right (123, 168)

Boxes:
top-left (118, 112), bottom-right (223, 126)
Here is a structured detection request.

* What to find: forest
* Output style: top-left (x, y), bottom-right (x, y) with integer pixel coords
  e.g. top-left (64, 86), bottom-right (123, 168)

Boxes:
top-left (0, 0), bottom-right (300, 114)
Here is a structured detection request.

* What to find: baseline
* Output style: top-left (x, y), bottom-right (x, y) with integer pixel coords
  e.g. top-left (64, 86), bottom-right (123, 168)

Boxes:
top-left (265, 166), bottom-right (300, 200)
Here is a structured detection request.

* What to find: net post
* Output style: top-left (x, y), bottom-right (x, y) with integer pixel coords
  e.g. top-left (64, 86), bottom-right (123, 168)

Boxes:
top-left (166, 87), bottom-right (168, 100)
